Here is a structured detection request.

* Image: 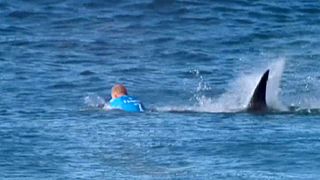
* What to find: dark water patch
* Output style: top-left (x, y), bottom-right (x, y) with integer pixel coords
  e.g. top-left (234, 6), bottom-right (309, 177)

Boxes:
top-left (262, 5), bottom-right (292, 14)
top-left (87, 76), bottom-right (102, 82)
top-left (43, 4), bottom-right (78, 15)
top-left (121, 1), bottom-right (149, 11)
top-left (250, 31), bottom-right (281, 40)
top-left (143, 37), bottom-right (175, 44)
top-left (146, 1), bottom-right (189, 15)
top-left (270, 14), bottom-right (295, 23)
top-left (112, 67), bottom-right (158, 75)
top-left (0, 109), bottom-right (9, 116)
top-left (84, 46), bottom-right (118, 57)
top-left (7, 11), bottom-right (56, 23)
top-left (16, 110), bottom-right (46, 116)
top-left (92, 39), bottom-right (112, 46)
top-left (112, 14), bottom-right (144, 22)
top-left (54, 54), bottom-right (82, 60)
top-left (48, 81), bottom-right (77, 89)
top-left (220, 36), bottom-right (253, 46)
top-left (288, 29), bottom-right (319, 38)
top-left (147, 0), bottom-right (177, 12)
top-left (49, 17), bottom-right (91, 30)
top-left (154, 19), bottom-right (177, 29)
top-left (0, 2), bottom-right (9, 9)
top-left (15, 75), bottom-right (28, 80)
top-left (8, 40), bottom-right (30, 47)
top-left (51, 17), bottom-right (90, 25)
top-left (0, 25), bottom-right (32, 35)
top-left (294, 14), bottom-right (319, 24)
top-left (178, 39), bottom-right (204, 47)
top-left (287, 40), bottom-right (311, 46)
top-left (298, 7), bottom-right (320, 14)
top-left (80, 70), bottom-right (95, 76)
top-left (25, 0), bottom-right (66, 6)
top-left (247, 11), bottom-right (272, 22)
top-left (178, 16), bottom-right (220, 25)
top-left (82, 0), bottom-right (122, 9)
top-left (8, 11), bottom-right (37, 19)
top-left (233, 18), bottom-right (255, 25)
top-left (16, 92), bottom-right (35, 98)
top-left (158, 7), bottom-right (189, 15)
top-left (212, 6), bottom-right (247, 14)
top-left (150, 0), bottom-right (175, 7)
top-left (30, 39), bottom-right (83, 50)
top-left (176, 1), bottom-right (209, 7)
top-left (94, 16), bottom-right (114, 23)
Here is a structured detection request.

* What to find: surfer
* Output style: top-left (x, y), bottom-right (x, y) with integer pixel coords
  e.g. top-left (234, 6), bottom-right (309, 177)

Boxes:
top-left (107, 84), bottom-right (144, 112)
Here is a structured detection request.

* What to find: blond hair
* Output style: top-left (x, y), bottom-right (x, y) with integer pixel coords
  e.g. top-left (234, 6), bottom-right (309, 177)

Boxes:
top-left (111, 84), bottom-right (128, 97)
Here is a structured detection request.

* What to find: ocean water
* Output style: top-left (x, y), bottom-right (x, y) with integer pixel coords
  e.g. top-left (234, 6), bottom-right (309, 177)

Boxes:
top-left (1, 0), bottom-right (320, 179)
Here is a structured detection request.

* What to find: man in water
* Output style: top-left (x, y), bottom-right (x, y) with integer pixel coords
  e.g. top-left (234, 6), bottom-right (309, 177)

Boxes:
top-left (108, 84), bottom-right (144, 112)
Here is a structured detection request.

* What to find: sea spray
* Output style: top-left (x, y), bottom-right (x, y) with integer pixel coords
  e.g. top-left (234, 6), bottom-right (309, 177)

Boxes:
top-left (266, 59), bottom-right (288, 111)
top-left (84, 93), bottom-right (106, 108)
top-left (195, 59), bottom-right (287, 112)
top-left (157, 59), bottom-right (288, 113)
top-left (195, 72), bottom-right (262, 112)
top-left (294, 75), bottom-right (320, 110)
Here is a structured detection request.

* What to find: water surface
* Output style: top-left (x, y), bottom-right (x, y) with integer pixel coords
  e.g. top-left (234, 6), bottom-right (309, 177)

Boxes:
top-left (1, 0), bottom-right (320, 179)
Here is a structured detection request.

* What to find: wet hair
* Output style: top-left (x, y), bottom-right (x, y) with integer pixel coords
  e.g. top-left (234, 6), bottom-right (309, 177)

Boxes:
top-left (111, 84), bottom-right (128, 96)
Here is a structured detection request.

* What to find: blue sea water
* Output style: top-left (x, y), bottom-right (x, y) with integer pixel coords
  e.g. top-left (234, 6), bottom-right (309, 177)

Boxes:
top-left (1, 0), bottom-right (320, 179)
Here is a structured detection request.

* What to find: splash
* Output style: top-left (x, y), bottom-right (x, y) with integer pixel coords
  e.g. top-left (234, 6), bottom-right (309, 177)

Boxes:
top-left (84, 94), bottom-right (106, 108)
top-left (266, 59), bottom-right (287, 111)
top-left (157, 59), bottom-right (287, 113)
top-left (194, 72), bottom-right (264, 113)
top-left (197, 58), bottom-right (287, 112)
top-left (84, 94), bottom-right (115, 111)
top-left (293, 75), bottom-right (320, 110)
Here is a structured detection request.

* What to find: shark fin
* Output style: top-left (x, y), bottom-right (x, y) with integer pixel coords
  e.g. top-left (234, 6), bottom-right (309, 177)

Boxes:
top-left (247, 70), bottom-right (269, 112)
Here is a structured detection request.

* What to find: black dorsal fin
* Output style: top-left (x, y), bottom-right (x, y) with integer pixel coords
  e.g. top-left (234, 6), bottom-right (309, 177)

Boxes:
top-left (247, 70), bottom-right (269, 112)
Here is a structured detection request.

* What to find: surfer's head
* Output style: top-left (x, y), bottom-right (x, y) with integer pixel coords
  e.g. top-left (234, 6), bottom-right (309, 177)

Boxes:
top-left (111, 84), bottom-right (128, 99)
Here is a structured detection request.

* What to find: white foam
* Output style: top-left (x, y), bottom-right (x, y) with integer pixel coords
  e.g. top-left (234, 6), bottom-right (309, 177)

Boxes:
top-left (266, 58), bottom-right (288, 111)
top-left (84, 94), bottom-right (106, 108)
